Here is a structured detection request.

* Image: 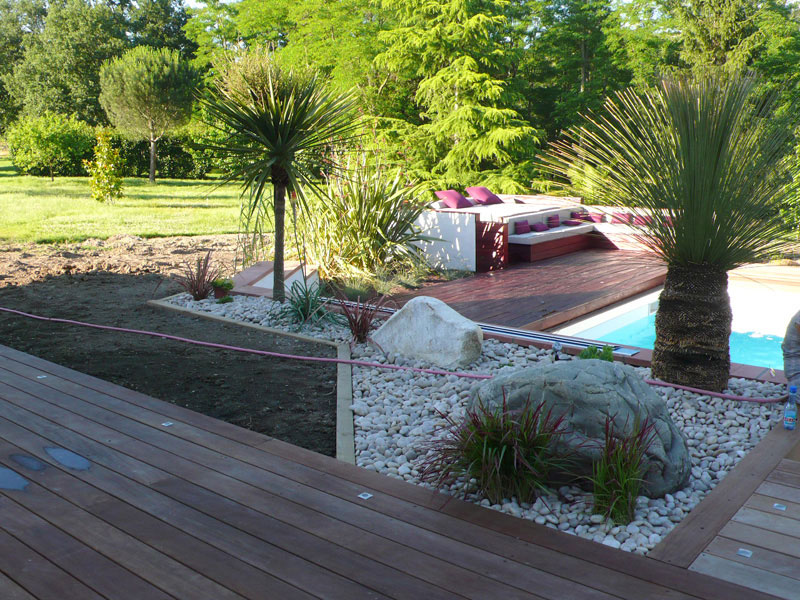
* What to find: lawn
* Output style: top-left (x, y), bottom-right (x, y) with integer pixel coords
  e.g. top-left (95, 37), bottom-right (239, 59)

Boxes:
top-left (0, 156), bottom-right (249, 243)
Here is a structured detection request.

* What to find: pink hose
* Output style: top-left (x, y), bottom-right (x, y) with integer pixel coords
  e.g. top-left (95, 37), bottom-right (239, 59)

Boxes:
top-left (0, 306), bottom-right (784, 402)
top-left (0, 306), bottom-right (491, 380)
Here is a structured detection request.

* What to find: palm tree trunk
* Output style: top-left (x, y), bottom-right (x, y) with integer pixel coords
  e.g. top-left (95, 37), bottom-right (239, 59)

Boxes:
top-left (272, 182), bottom-right (286, 303)
top-left (149, 138), bottom-right (157, 183)
top-left (651, 264), bottom-right (731, 392)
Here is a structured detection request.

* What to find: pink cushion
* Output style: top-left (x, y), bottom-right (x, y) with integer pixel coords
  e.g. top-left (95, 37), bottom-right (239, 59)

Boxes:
top-left (531, 222), bottom-right (548, 232)
top-left (632, 215), bottom-right (652, 226)
top-left (546, 215), bottom-right (560, 228)
top-left (571, 211), bottom-right (589, 219)
top-left (611, 212), bottom-right (631, 224)
top-left (514, 220), bottom-right (531, 234)
top-left (589, 212), bottom-right (604, 223)
top-left (435, 190), bottom-right (471, 209)
top-left (466, 186), bottom-right (503, 205)
top-left (563, 219), bottom-right (582, 226)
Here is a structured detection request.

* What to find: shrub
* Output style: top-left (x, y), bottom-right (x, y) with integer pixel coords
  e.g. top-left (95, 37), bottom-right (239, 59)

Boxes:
top-left (579, 345), bottom-right (614, 361)
top-left (279, 280), bottom-right (339, 326)
top-left (336, 294), bottom-right (389, 343)
top-left (110, 133), bottom-right (209, 179)
top-left (174, 251), bottom-right (218, 300)
top-left (6, 112), bottom-right (95, 178)
top-left (302, 155), bottom-right (433, 280)
top-left (420, 396), bottom-right (572, 504)
top-left (590, 415), bottom-right (656, 525)
top-left (84, 129), bottom-right (125, 203)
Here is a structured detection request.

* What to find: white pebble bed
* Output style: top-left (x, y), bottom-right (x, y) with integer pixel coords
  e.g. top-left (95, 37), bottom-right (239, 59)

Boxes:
top-left (167, 293), bottom-right (786, 555)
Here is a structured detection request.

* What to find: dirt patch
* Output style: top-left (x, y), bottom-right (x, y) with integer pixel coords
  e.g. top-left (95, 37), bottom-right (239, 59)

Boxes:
top-left (0, 235), bottom-right (337, 456)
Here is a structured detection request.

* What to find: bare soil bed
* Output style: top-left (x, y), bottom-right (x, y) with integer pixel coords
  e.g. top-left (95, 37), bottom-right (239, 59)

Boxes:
top-left (0, 235), bottom-right (337, 456)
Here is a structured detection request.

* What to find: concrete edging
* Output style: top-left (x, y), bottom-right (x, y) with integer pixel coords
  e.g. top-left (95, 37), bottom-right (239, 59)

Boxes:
top-left (147, 295), bottom-right (356, 464)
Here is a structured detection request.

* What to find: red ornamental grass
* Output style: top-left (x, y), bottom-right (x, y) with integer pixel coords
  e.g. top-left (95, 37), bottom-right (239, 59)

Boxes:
top-left (175, 250), bottom-right (218, 301)
top-left (338, 294), bottom-right (389, 343)
top-left (419, 394), bottom-right (573, 504)
top-left (590, 415), bottom-right (657, 524)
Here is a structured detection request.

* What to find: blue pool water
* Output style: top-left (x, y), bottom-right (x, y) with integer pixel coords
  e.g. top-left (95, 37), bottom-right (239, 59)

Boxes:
top-left (592, 313), bottom-right (784, 369)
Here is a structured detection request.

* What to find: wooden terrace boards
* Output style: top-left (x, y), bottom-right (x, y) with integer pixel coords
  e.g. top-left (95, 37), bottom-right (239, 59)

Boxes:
top-left (393, 249), bottom-right (667, 332)
top-left (0, 345), bottom-right (778, 599)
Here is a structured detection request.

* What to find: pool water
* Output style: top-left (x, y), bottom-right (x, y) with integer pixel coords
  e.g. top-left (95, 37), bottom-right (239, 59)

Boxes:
top-left (589, 312), bottom-right (784, 369)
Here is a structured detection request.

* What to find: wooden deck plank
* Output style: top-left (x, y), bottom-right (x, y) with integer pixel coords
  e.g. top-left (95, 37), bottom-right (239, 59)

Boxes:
top-left (0, 375), bottom-right (596, 600)
top-left (690, 553), bottom-right (791, 599)
top-left (0, 413), bottom-right (384, 600)
top-left (393, 249), bottom-right (666, 330)
top-left (0, 528), bottom-right (105, 600)
top-left (718, 520), bottom-right (800, 559)
top-left (648, 425), bottom-right (800, 567)
top-left (0, 363), bottom-right (688, 600)
top-left (0, 394), bottom-right (461, 600)
top-left (0, 346), bottom-right (780, 600)
top-left (0, 571), bottom-right (37, 600)
top-left (705, 536), bottom-right (800, 581)
top-left (1, 464), bottom-right (239, 600)
top-left (0, 438), bottom-right (315, 600)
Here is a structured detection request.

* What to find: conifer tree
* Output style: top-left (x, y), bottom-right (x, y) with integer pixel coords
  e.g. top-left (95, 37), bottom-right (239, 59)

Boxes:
top-left (377, 0), bottom-right (541, 191)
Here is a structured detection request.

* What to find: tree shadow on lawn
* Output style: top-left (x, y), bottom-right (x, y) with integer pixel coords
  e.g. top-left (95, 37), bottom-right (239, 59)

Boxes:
top-left (0, 271), bottom-right (338, 456)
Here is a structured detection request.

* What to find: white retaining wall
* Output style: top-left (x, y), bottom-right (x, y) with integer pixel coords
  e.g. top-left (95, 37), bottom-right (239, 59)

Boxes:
top-left (414, 211), bottom-right (477, 272)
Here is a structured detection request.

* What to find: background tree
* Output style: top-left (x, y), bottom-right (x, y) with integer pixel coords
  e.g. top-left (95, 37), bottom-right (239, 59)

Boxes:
top-left (0, 0), bottom-right (46, 132)
top-left (100, 46), bottom-right (197, 182)
top-left (4, 0), bottom-right (127, 125)
top-left (201, 47), bottom-right (358, 302)
top-left (548, 74), bottom-right (799, 391)
top-left (377, 0), bottom-right (541, 190)
top-left (129, 0), bottom-right (197, 58)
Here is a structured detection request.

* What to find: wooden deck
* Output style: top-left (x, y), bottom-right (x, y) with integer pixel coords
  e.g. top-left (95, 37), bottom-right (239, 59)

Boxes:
top-left (394, 249), bottom-right (667, 331)
top-left (0, 345), bottom-right (778, 600)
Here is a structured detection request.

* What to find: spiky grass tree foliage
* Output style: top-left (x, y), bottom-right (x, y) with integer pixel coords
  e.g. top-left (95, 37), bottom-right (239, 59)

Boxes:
top-left (201, 46), bottom-right (358, 302)
top-left (548, 74), bottom-right (799, 391)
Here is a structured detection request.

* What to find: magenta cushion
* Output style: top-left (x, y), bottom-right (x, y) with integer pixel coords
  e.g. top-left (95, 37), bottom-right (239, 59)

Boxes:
top-left (632, 215), bottom-right (652, 226)
top-left (466, 186), bottom-right (503, 205)
top-left (435, 190), bottom-right (471, 209)
top-left (546, 215), bottom-right (560, 228)
top-left (514, 220), bottom-right (531, 234)
top-left (571, 211), bottom-right (588, 219)
top-left (589, 212), bottom-right (604, 223)
top-left (611, 212), bottom-right (631, 224)
top-left (531, 222), bottom-right (548, 232)
top-left (563, 219), bottom-right (582, 226)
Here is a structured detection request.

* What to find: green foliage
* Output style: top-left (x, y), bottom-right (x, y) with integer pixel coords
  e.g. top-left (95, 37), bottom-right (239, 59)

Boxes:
top-left (578, 345), bottom-right (615, 361)
top-left (4, 0), bottom-right (128, 125)
top-left (279, 280), bottom-right (338, 326)
top-left (302, 156), bottom-right (433, 281)
top-left (111, 134), bottom-right (209, 179)
top-left (100, 46), bottom-right (197, 182)
top-left (84, 129), bottom-right (125, 203)
top-left (212, 278), bottom-right (234, 291)
top-left (216, 295), bottom-right (234, 304)
top-left (376, 0), bottom-right (542, 190)
top-left (6, 112), bottom-right (94, 178)
top-left (129, 0), bottom-right (197, 58)
top-left (547, 73), bottom-right (798, 271)
top-left (200, 45), bottom-right (359, 301)
top-left (420, 396), bottom-right (572, 504)
top-left (590, 415), bottom-right (655, 524)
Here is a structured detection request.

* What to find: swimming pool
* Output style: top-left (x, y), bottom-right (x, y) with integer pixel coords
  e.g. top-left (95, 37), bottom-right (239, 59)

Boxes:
top-left (555, 279), bottom-right (797, 369)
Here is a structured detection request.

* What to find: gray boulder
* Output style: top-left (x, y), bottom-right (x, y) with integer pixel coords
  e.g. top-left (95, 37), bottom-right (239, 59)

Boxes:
top-left (468, 359), bottom-right (690, 497)
top-left (372, 296), bottom-right (483, 369)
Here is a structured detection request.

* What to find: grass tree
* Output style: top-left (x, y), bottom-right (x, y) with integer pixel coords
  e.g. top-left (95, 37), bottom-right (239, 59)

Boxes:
top-left (99, 46), bottom-right (196, 183)
top-left (201, 46), bottom-right (358, 302)
top-left (548, 73), bottom-right (799, 392)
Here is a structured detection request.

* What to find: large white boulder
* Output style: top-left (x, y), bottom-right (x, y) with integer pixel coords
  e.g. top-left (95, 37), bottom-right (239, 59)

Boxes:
top-left (372, 296), bottom-right (483, 369)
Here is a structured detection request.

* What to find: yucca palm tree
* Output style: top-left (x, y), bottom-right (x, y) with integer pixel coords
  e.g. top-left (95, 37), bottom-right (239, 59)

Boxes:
top-left (202, 47), bottom-right (358, 302)
top-left (548, 74), bottom-right (799, 392)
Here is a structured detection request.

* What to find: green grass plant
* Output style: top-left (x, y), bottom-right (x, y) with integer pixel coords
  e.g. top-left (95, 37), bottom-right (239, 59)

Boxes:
top-left (420, 396), bottom-right (572, 504)
top-left (0, 156), bottom-right (244, 243)
top-left (590, 415), bottom-right (656, 525)
top-left (578, 345), bottom-right (614, 361)
top-left (279, 279), bottom-right (340, 327)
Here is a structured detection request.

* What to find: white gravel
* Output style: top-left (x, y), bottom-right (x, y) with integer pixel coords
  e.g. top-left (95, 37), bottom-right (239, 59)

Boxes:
top-left (167, 293), bottom-right (786, 555)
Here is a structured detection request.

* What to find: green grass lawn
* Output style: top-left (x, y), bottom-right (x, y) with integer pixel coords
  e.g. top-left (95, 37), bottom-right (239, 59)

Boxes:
top-left (0, 156), bottom-right (248, 243)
